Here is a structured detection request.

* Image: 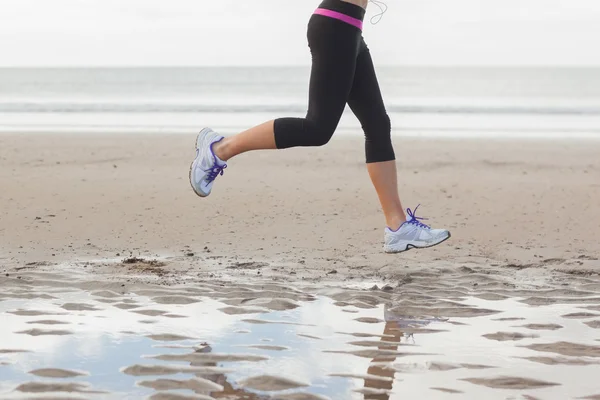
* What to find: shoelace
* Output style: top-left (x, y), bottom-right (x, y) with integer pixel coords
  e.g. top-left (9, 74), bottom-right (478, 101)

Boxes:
top-left (206, 162), bottom-right (227, 183)
top-left (405, 204), bottom-right (431, 229)
top-left (369, 0), bottom-right (388, 24)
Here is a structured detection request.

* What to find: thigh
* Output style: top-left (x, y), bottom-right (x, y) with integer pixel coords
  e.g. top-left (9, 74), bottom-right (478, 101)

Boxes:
top-left (347, 38), bottom-right (388, 124)
top-left (306, 16), bottom-right (362, 127)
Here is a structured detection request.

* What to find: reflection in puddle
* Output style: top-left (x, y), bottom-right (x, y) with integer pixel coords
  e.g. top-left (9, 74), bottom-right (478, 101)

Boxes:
top-left (1, 277), bottom-right (600, 400)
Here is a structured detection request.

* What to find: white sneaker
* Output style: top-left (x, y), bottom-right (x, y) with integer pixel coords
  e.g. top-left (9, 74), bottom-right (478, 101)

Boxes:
top-left (189, 128), bottom-right (227, 197)
top-left (384, 205), bottom-right (450, 254)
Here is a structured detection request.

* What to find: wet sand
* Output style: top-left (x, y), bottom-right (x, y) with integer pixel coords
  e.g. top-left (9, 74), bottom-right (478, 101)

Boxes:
top-left (2, 272), bottom-right (600, 399)
top-left (1, 133), bottom-right (599, 286)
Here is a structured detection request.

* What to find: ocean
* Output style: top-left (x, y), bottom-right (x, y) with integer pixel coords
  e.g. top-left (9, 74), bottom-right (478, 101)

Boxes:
top-left (1, 66), bottom-right (600, 138)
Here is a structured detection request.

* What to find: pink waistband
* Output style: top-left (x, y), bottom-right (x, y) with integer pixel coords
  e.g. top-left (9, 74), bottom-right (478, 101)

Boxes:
top-left (313, 8), bottom-right (363, 30)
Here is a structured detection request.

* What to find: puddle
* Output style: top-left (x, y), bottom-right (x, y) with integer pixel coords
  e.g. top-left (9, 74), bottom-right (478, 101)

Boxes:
top-left (1, 276), bottom-right (600, 399)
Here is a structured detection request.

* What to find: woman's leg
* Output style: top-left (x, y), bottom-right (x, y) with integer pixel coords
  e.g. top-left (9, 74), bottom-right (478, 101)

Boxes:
top-left (212, 120), bottom-right (276, 162)
top-left (213, 16), bottom-right (362, 162)
top-left (347, 39), bottom-right (406, 230)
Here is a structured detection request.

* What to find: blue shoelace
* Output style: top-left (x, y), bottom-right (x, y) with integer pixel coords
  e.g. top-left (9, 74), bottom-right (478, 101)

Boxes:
top-left (206, 162), bottom-right (226, 183)
top-left (405, 205), bottom-right (431, 229)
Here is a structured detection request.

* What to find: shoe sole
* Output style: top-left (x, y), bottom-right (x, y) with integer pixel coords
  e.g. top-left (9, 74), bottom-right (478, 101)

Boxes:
top-left (384, 232), bottom-right (451, 254)
top-left (189, 127), bottom-right (213, 198)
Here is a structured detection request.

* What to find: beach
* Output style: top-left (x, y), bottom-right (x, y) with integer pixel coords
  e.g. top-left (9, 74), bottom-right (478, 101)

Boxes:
top-left (2, 65), bottom-right (600, 398)
top-left (1, 133), bottom-right (599, 284)
top-left (2, 133), bottom-right (600, 399)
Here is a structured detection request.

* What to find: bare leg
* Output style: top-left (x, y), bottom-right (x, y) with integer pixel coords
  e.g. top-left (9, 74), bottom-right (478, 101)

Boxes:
top-left (367, 161), bottom-right (406, 230)
top-left (212, 120), bottom-right (276, 162)
top-left (347, 40), bottom-right (406, 230)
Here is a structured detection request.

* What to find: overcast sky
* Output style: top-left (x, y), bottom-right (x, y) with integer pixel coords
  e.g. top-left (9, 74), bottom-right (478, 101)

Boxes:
top-left (1, 0), bottom-right (599, 67)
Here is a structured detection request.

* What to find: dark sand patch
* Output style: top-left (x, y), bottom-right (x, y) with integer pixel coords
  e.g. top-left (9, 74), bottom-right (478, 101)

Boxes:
top-left (152, 296), bottom-right (200, 305)
top-left (386, 305), bottom-right (500, 318)
top-left (137, 377), bottom-right (222, 392)
top-left (91, 290), bottom-right (122, 298)
top-left (524, 342), bottom-right (600, 357)
top-left (238, 375), bottom-right (308, 391)
top-left (561, 312), bottom-right (600, 319)
top-left (15, 382), bottom-right (105, 393)
top-left (113, 303), bottom-right (140, 310)
top-left (520, 297), bottom-right (600, 306)
top-left (585, 306), bottom-right (600, 312)
top-left (8, 310), bottom-right (65, 316)
top-left (584, 320), bottom-right (600, 329)
top-left (29, 368), bottom-right (88, 378)
top-left (146, 334), bottom-right (196, 342)
top-left (431, 387), bottom-right (463, 394)
top-left (0, 349), bottom-right (31, 354)
top-left (578, 395), bottom-right (600, 400)
top-left (164, 314), bottom-right (188, 318)
top-left (61, 303), bottom-right (100, 311)
top-left (16, 328), bottom-right (73, 336)
top-left (239, 298), bottom-right (300, 311)
top-left (122, 364), bottom-right (232, 376)
top-left (462, 376), bottom-right (559, 389)
top-left (297, 333), bottom-right (322, 340)
top-left (474, 293), bottom-right (509, 301)
top-left (520, 324), bottom-right (563, 331)
top-left (26, 320), bottom-right (69, 325)
top-left (132, 309), bottom-right (168, 316)
top-left (520, 356), bottom-right (599, 365)
top-left (493, 317), bottom-right (526, 321)
top-left (149, 352), bottom-right (268, 363)
top-left (219, 306), bottom-right (267, 315)
top-left (483, 332), bottom-right (539, 341)
top-left (354, 317), bottom-right (383, 324)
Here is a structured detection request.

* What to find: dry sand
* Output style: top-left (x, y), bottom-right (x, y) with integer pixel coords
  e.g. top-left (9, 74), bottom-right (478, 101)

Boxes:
top-left (1, 133), bottom-right (599, 287)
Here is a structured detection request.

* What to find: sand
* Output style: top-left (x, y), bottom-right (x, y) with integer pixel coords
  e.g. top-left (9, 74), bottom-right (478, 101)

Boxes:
top-left (1, 132), bottom-right (599, 287)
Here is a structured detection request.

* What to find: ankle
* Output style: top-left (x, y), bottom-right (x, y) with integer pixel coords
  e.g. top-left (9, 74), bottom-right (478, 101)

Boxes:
top-left (212, 138), bottom-right (230, 161)
top-left (386, 214), bottom-right (407, 231)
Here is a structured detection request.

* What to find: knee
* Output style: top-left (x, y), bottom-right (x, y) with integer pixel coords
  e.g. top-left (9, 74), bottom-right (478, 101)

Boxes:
top-left (365, 113), bottom-right (395, 163)
top-left (305, 119), bottom-right (336, 147)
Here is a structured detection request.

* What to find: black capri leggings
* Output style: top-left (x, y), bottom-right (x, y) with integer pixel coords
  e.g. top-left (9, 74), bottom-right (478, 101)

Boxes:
top-left (274, 0), bottom-right (395, 164)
